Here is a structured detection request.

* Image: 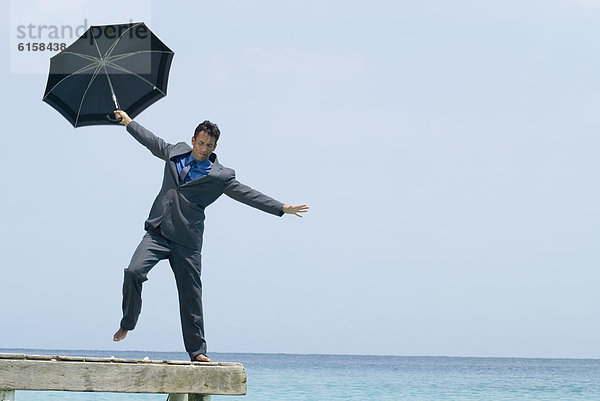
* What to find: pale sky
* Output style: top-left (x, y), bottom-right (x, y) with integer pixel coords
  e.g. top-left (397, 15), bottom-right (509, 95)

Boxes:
top-left (1, 0), bottom-right (599, 359)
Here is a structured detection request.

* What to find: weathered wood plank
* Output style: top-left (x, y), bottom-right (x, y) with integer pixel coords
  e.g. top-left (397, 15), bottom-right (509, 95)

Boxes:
top-left (0, 390), bottom-right (15, 401)
top-left (0, 354), bottom-right (246, 395)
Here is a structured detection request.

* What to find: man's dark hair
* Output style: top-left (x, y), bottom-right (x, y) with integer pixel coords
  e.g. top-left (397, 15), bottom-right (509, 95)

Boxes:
top-left (194, 120), bottom-right (220, 142)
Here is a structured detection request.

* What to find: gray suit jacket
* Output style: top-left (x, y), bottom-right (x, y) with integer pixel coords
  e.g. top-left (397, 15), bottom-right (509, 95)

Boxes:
top-left (127, 121), bottom-right (285, 250)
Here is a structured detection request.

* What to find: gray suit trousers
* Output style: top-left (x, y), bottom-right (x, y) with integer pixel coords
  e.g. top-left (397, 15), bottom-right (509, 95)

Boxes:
top-left (120, 228), bottom-right (206, 360)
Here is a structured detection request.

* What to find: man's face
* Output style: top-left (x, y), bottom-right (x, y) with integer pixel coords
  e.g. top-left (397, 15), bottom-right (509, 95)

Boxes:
top-left (191, 131), bottom-right (217, 161)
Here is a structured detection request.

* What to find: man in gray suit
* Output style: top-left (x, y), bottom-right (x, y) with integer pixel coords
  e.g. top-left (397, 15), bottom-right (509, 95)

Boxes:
top-left (112, 110), bottom-right (308, 362)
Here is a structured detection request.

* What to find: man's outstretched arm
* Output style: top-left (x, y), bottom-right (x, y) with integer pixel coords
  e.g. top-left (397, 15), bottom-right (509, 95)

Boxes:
top-left (114, 110), bottom-right (174, 161)
top-left (223, 175), bottom-right (308, 218)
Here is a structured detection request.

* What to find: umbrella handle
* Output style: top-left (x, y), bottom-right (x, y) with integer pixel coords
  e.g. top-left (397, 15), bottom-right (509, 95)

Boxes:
top-left (106, 114), bottom-right (123, 124)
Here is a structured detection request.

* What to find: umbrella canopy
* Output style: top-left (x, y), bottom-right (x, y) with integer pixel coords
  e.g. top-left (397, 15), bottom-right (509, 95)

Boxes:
top-left (43, 22), bottom-right (174, 127)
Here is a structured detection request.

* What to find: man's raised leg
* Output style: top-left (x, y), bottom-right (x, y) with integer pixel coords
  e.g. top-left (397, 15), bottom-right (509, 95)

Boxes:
top-left (114, 230), bottom-right (171, 341)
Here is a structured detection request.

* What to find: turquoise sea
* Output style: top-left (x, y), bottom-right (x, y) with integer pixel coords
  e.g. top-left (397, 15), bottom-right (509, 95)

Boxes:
top-left (2, 349), bottom-right (600, 400)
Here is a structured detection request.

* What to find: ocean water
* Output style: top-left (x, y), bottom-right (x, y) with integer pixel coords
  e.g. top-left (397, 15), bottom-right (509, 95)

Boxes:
top-left (2, 349), bottom-right (599, 400)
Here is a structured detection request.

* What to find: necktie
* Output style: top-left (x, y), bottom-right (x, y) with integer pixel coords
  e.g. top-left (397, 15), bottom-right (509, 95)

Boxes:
top-left (179, 161), bottom-right (194, 184)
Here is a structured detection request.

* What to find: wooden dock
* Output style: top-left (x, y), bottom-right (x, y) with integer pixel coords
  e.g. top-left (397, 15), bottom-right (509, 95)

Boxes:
top-left (0, 353), bottom-right (246, 400)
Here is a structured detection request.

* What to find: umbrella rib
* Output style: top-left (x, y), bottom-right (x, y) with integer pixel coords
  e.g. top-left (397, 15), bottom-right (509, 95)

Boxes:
top-left (91, 32), bottom-right (104, 59)
top-left (106, 49), bottom-right (174, 63)
top-left (105, 22), bottom-right (145, 59)
top-left (42, 62), bottom-right (100, 100)
top-left (105, 61), bottom-right (167, 96)
top-left (74, 64), bottom-right (103, 127)
top-left (60, 51), bottom-right (99, 63)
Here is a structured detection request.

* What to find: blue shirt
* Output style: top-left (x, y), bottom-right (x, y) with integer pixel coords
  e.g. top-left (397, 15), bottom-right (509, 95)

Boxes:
top-left (175, 152), bottom-right (213, 184)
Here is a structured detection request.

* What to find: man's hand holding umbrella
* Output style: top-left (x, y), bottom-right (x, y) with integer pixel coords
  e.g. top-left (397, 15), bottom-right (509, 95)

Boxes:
top-left (114, 110), bottom-right (132, 126)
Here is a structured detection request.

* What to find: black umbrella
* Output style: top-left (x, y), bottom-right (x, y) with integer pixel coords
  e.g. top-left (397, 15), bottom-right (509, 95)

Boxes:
top-left (43, 22), bottom-right (174, 127)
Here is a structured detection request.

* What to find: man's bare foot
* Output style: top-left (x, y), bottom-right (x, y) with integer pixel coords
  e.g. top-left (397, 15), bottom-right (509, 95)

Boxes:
top-left (194, 354), bottom-right (211, 362)
top-left (113, 328), bottom-right (128, 342)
